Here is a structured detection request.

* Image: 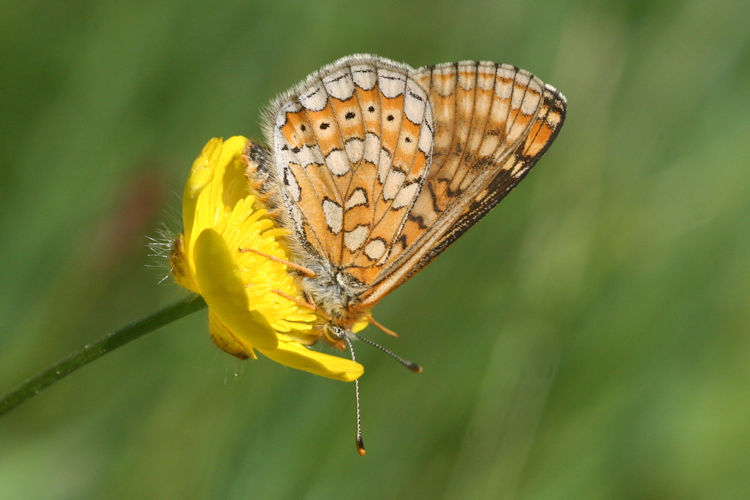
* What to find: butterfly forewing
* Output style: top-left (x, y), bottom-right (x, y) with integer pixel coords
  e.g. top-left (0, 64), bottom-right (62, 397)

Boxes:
top-left (360, 60), bottom-right (566, 305)
top-left (407, 82), bottom-right (567, 281)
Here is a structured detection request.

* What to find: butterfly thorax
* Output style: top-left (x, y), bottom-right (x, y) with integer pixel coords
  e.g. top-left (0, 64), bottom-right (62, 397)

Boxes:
top-left (299, 260), bottom-right (368, 330)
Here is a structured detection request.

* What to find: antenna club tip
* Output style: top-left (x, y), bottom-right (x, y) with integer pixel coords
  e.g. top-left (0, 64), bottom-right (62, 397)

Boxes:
top-left (356, 437), bottom-right (366, 456)
top-left (408, 363), bottom-right (423, 373)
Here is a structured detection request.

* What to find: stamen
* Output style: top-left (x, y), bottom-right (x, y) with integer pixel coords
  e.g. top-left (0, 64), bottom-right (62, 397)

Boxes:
top-left (238, 247), bottom-right (317, 277)
top-left (354, 333), bottom-right (422, 373)
top-left (344, 337), bottom-right (366, 456)
top-left (368, 315), bottom-right (399, 337)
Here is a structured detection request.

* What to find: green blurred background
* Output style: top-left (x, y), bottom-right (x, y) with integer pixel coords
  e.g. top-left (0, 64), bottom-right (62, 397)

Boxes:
top-left (2, 0), bottom-right (748, 498)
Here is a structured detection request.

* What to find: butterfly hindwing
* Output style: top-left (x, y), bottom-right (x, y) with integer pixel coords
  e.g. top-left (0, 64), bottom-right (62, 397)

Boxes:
top-left (266, 55), bottom-right (434, 285)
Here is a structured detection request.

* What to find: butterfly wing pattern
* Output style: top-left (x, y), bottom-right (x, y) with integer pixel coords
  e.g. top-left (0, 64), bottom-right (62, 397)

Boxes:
top-left (363, 61), bottom-right (567, 304)
top-left (246, 54), bottom-right (566, 331)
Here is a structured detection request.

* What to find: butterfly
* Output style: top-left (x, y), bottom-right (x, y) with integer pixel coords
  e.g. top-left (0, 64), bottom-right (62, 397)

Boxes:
top-left (245, 53), bottom-right (566, 342)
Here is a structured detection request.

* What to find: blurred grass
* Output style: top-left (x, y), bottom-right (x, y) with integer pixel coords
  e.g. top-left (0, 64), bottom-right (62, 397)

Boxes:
top-left (1, 0), bottom-right (749, 498)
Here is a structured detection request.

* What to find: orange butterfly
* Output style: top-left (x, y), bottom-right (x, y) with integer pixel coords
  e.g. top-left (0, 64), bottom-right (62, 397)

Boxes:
top-left (248, 54), bottom-right (565, 335)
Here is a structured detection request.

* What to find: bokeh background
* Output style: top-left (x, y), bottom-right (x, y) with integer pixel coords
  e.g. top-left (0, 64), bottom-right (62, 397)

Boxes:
top-left (2, 0), bottom-right (749, 498)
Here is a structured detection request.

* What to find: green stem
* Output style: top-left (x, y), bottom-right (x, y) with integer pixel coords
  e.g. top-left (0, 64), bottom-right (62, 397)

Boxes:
top-left (0, 294), bottom-right (207, 417)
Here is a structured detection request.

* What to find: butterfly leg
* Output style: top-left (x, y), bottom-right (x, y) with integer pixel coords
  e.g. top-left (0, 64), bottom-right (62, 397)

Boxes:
top-left (238, 247), bottom-right (317, 277)
top-left (367, 315), bottom-right (399, 338)
top-left (269, 288), bottom-right (319, 313)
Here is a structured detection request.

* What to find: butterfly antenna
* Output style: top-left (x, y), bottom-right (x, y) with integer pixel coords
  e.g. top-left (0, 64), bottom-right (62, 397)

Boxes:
top-left (354, 333), bottom-right (422, 373)
top-left (344, 337), bottom-right (366, 456)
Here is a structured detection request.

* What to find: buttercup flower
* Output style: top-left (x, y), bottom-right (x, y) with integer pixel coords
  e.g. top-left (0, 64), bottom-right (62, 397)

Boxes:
top-left (170, 136), bottom-right (363, 381)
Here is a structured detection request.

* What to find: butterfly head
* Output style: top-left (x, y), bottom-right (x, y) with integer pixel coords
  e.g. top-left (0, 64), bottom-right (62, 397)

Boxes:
top-left (323, 323), bottom-right (352, 350)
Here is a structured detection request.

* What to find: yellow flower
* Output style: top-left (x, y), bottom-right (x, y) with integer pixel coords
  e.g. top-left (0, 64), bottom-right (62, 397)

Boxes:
top-left (170, 136), bottom-right (364, 382)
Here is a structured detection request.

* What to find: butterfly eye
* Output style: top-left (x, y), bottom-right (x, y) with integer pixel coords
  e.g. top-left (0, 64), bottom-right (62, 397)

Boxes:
top-left (328, 324), bottom-right (347, 340)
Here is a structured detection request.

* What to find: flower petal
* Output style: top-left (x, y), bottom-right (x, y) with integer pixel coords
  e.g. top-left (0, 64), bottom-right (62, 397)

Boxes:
top-left (183, 137), bottom-right (252, 267)
top-left (259, 336), bottom-right (364, 382)
top-left (182, 138), bottom-right (222, 243)
top-left (193, 228), bottom-right (278, 350)
top-left (208, 311), bottom-right (257, 360)
top-left (217, 136), bottom-right (254, 210)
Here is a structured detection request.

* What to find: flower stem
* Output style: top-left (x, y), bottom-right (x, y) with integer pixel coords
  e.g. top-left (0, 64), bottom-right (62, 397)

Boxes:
top-left (0, 294), bottom-right (206, 417)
